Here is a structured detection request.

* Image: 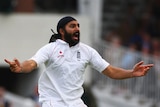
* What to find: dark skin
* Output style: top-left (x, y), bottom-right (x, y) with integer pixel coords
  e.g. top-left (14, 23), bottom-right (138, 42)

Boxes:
top-left (4, 20), bottom-right (154, 79)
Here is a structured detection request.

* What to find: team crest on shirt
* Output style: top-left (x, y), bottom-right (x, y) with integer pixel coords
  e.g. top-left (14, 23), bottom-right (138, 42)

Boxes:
top-left (57, 51), bottom-right (64, 57)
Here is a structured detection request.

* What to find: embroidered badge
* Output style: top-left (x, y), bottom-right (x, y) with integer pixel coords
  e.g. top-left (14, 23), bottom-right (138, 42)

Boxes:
top-left (77, 51), bottom-right (81, 61)
top-left (58, 51), bottom-right (64, 57)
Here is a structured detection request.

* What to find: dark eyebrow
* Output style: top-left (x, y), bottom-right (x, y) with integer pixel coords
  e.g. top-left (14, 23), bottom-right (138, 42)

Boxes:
top-left (69, 23), bottom-right (80, 27)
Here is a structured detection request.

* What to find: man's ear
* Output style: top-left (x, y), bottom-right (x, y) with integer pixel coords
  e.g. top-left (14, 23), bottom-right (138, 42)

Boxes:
top-left (59, 28), bottom-right (64, 36)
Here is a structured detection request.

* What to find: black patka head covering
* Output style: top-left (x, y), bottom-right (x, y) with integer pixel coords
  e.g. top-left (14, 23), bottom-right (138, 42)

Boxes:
top-left (57, 16), bottom-right (76, 34)
top-left (49, 16), bottom-right (76, 43)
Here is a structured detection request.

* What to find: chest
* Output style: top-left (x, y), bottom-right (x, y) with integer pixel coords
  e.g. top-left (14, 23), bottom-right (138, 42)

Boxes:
top-left (47, 46), bottom-right (89, 70)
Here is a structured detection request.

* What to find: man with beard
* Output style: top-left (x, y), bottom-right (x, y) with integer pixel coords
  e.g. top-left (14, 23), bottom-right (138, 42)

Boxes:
top-left (4, 16), bottom-right (153, 107)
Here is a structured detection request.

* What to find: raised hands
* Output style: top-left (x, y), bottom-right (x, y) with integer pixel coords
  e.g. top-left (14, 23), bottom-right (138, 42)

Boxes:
top-left (4, 58), bottom-right (22, 73)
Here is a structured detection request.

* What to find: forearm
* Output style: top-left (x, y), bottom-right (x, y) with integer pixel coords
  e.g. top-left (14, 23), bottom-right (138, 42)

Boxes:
top-left (102, 65), bottom-right (133, 79)
top-left (21, 60), bottom-right (37, 73)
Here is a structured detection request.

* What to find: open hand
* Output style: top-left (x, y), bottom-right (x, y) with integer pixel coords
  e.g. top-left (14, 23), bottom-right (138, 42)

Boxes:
top-left (4, 58), bottom-right (22, 73)
top-left (132, 61), bottom-right (154, 77)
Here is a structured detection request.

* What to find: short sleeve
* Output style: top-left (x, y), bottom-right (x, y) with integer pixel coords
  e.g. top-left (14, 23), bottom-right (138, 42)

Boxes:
top-left (30, 43), bottom-right (53, 66)
top-left (89, 48), bottom-right (110, 73)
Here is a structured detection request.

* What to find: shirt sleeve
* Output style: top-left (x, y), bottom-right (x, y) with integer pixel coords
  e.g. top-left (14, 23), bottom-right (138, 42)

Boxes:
top-left (30, 44), bottom-right (52, 67)
top-left (89, 48), bottom-right (110, 73)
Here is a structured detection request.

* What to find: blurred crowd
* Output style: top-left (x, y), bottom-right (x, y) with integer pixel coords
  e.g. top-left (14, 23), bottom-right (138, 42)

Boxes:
top-left (0, 85), bottom-right (41, 107)
top-left (0, 0), bottom-right (77, 13)
top-left (104, 0), bottom-right (160, 58)
top-left (100, 0), bottom-right (160, 102)
top-left (0, 86), bottom-right (12, 107)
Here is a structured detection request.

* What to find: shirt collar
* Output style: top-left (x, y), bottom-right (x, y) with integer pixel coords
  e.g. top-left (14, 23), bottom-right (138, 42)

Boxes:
top-left (56, 39), bottom-right (80, 49)
top-left (56, 39), bottom-right (67, 45)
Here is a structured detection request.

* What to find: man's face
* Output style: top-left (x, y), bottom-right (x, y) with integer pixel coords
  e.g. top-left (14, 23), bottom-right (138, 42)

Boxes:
top-left (63, 20), bottom-right (80, 46)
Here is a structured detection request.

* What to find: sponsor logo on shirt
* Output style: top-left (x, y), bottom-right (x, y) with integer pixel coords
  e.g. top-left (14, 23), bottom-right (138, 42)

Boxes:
top-left (58, 51), bottom-right (64, 57)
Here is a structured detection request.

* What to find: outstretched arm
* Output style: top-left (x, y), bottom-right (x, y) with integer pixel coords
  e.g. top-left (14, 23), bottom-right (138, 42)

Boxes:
top-left (102, 61), bottom-right (154, 79)
top-left (4, 58), bottom-right (37, 73)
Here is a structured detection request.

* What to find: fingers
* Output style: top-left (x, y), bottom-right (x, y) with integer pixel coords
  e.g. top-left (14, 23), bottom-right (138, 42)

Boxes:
top-left (4, 58), bottom-right (19, 65)
top-left (4, 59), bottom-right (15, 67)
top-left (4, 58), bottom-right (22, 73)
top-left (133, 61), bottom-right (144, 70)
top-left (141, 63), bottom-right (154, 75)
top-left (136, 61), bottom-right (144, 66)
top-left (4, 59), bottom-right (12, 65)
top-left (136, 61), bottom-right (154, 68)
top-left (133, 61), bottom-right (154, 76)
top-left (145, 64), bottom-right (154, 67)
top-left (141, 63), bottom-right (154, 71)
top-left (14, 59), bottom-right (21, 67)
top-left (145, 64), bottom-right (154, 71)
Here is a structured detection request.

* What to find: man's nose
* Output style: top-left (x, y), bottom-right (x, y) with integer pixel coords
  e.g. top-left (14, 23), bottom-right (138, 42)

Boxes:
top-left (75, 25), bottom-right (80, 31)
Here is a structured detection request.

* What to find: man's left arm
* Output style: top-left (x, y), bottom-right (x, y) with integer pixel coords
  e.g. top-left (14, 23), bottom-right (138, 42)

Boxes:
top-left (102, 61), bottom-right (154, 79)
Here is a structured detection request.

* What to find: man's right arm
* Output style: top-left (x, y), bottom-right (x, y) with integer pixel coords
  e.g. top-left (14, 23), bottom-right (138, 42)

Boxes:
top-left (4, 59), bottom-right (37, 73)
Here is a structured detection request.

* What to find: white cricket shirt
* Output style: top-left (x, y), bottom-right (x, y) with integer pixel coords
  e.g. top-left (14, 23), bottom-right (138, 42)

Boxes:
top-left (31, 39), bottom-right (109, 107)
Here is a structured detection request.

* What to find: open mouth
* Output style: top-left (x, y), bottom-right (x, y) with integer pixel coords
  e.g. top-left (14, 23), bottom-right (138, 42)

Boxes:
top-left (73, 32), bottom-right (79, 40)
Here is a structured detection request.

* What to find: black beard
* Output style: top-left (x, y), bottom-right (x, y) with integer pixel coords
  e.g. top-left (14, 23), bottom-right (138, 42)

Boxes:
top-left (64, 31), bottom-right (80, 47)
